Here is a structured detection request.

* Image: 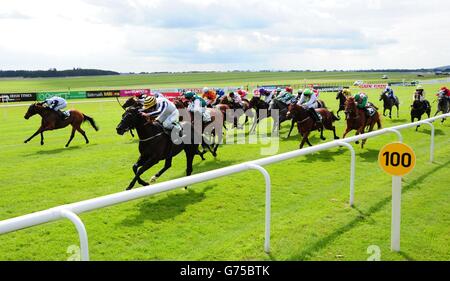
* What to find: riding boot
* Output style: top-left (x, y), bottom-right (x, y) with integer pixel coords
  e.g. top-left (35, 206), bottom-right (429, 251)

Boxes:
top-left (58, 110), bottom-right (67, 120)
top-left (309, 108), bottom-right (322, 127)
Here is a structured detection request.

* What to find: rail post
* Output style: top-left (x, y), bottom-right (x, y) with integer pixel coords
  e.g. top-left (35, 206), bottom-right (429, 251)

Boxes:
top-left (246, 164), bottom-right (271, 254)
top-left (59, 209), bottom-right (89, 261)
top-left (336, 142), bottom-right (356, 207)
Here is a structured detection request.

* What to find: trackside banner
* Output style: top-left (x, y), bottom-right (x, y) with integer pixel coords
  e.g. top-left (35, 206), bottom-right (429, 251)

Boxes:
top-left (120, 89), bottom-right (151, 97)
top-left (358, 84), bottom-right (387, 89)
top-left (86, 90), bottom-right (120, 98)
top-left (37, 91), bottom-right (86, 101)
top-left (0, 93), bottom-right (36, 102)
top-left (312, 85), bottom-right (343, 92)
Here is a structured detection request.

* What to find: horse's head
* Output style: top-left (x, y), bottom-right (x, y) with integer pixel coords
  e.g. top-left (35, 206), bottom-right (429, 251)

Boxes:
top-left (24, 103), bottom-right (41, 120)
top-left (122, 97), bottom-right (138, 109)
top-left (116, 107), bottom-right (143, 135)
top-left (379, 91), bottom-right (387, 101)
top-left (344, 96), bottom-right (357, 118)
top-left (286, 102), bottom-right (304, 119)
top-left (336, 90), bottom-right (343, 100)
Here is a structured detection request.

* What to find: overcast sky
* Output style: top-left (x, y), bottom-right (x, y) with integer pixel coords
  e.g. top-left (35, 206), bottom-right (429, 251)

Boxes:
top-left (0, 0), bottom-right (448, 72)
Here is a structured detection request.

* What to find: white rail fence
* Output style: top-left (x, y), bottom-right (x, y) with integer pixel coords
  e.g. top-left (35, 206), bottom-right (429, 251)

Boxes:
top-left (0, 113), bottom-right (449, 261)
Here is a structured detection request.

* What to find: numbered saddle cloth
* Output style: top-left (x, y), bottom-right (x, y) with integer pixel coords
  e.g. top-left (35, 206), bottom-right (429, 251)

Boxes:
top-left (367, 107), bottom-right (376, 117)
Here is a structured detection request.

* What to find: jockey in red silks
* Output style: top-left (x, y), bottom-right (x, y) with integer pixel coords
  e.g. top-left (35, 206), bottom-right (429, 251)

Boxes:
top-left (438, 86), bottom-right (450, 100)
top-left (237, 88), bottom-right (248, 99)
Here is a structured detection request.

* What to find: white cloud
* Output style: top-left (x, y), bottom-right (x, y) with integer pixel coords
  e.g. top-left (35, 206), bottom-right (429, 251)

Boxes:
top-left (0, 0), bottom-right (448, 72)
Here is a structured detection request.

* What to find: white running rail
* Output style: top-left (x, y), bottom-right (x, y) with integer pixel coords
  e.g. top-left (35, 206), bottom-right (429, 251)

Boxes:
top-left (0, 113), bottom-right (449, 261)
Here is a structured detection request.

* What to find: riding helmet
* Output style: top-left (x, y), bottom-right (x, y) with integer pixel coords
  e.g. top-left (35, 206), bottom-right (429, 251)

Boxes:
top-left (143, 96), bottom-right (157, 109)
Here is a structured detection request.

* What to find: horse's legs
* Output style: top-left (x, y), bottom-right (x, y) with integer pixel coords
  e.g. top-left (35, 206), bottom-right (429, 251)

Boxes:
top-left (126, 158), bottom-right (158, 190)
top-left (133, 156), bottom-right (149, 186)
top-left (182, 146), bottom-right (196, 189)
top-left (287, 119), bottom-right (295, 138)
top-left (319, 125), bottom-right (325, 140)
top-left (75, 125), bottom-right (89, 144)
top-left (24, 127), bottom-right (44, 144)
top-left (342, 127), bottom-right (351, 139)
top-left (299, 131), bottom-right (312, 149)
top-left (332, 126), bottom-right (339, 139)
top-left (65, 127), bottom-right (76, 148)
top-left (416, 115), bottom-right (421, 131)
top-left (40, 132), bottom-right (44, 145)
top-left (389, 107), bottom-right (392, 119)
top-left (151, 155), bottom-right (173, 183)
top-left (396, 105), bottom-right (399, 118)
top-left (383, 107), bottom-right (386, 117)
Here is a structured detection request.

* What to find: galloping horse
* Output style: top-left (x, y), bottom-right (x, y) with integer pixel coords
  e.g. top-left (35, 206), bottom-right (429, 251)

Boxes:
top-left (434, 92), bottom-right (449, 123)
top-left (336, 90), bottom-right (347, 118)
top-left (342, 97), bottom-right (381, 148)
top-left (116, 107), bottom-right (199, 190)
top-left (24, 103), bottom-right (98, 147)
top-left (379, 92), bottom-right (399, 119)
top-left (173, 97), bottom-right (222, 158)
top-left (411, 99), bottom-right (431, 131)
top-left (218, 96), bottom-right (254, 128)
top-left (286, 104), bottom-right (340, 149)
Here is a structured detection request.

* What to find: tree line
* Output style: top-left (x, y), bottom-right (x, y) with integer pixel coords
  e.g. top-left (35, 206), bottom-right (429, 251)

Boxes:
top-left (0, 68), bottom-right (119, 78)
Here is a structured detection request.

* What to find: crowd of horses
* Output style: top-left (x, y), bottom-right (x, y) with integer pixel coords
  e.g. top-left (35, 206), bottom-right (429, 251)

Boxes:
top-left (22, 88), bottom-right (449, 190)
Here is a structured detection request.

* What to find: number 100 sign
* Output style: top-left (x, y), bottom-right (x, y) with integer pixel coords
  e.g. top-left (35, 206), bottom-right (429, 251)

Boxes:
top-left (378, 142), bottom-right (416, 176)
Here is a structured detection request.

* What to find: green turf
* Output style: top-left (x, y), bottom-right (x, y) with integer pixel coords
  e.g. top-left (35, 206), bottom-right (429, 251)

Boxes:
top-left (0, 82), bottom-right (449, 261)
top-left (0, 71), bottom-right (442, 93)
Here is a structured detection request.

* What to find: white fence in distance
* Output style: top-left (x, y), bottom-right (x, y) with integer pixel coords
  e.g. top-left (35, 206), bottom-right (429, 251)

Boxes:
top-left (0, 113), bottom-right (449, 261)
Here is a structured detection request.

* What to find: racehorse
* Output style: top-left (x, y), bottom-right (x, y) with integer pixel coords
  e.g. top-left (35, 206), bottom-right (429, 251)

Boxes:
top-left (24, 103), bottom-right (98, 147)
top-left (173, 97), bottom-right (222, 158)
top-left (434, 92), bottom-right (449, 123)
top-left (342, 97), bottom-right (381, 148)
top-left (116, 107), bottom-right (199, 190)
top-left (286, 103), bottom-right (340, 149)
top-left (217, 96), bottom-right (254, 129)
top-left (336, 90), bottom-right (347, 118)
top-left (379, 92), bottom-right (399, 119)
top-left (411, 99), bottom-right (431, 131)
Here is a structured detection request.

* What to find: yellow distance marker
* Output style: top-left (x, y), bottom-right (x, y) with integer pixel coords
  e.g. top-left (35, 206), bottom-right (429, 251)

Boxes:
top-left (378, 142), bottom-right (416, 177)
top-left (378, 142), bottom-right (416, 252)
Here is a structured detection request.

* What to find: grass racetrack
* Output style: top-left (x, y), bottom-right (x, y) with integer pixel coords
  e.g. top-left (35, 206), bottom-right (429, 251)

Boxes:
top-left (0, 79), bottom-right (449, 261)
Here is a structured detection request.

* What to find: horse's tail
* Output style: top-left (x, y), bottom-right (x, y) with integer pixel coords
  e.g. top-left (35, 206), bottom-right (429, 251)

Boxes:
top-left (330, 111), bottom-right (340, 121)
top-left (83, 114), bottom-right (99, 131)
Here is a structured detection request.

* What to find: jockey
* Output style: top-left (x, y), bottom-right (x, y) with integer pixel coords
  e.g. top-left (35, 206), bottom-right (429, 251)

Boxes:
top-left (383, 85), bottom-right (396, 101)
top-left (42, 96), bottom-right (70, 119)
top-left (259, 88), bottom-right (274, 105)
top-left (297, 88), bottom-right (321, 125)
top-left (216, 88), bottom-right (225, 99)
top-left (438, 86), bottom-right (450, 101)
top-left (274, 87), bottom-right (282, 97)
top-left (229, 91), bottom-right (243, 109)
top-left (202, 87), bottom-right (217, 107)
top-left (414, 85), bottom-right (426, 101)
top-left (413, 85), bottom-right (429, 110)
top-left (342, 88), bottom-right (352, 97)
top-left (140, 95), bottom-right (181, 133)
top-left (276, 87), bottom-right (295, 104)
top-left (354, 93), bottom-right (375, 116)
top-left (237, 88), bottom-right (248, 99)
top-left (183, 91), bottom-right (211, 122)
